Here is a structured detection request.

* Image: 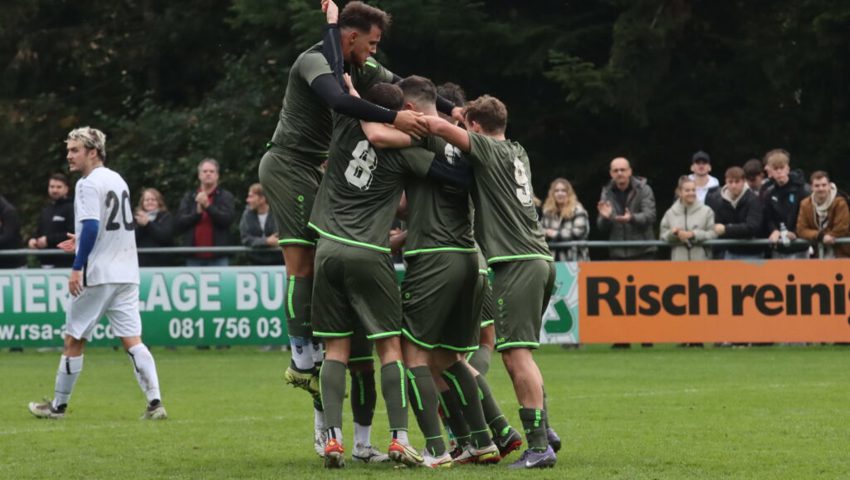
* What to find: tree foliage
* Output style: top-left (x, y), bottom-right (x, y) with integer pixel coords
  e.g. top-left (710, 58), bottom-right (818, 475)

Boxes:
top-left (3, 0), bottom-right (849, 241)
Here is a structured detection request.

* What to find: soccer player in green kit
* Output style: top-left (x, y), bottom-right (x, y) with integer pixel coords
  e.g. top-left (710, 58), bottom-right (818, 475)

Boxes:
top-left (361, 76), bottom-right (523, 467)
top-left (309, 82), bottom-right (471, 469)
top-left (259, 0), bottom-right (460, 461)
top-left (425, 96), bottom-right (558, 469)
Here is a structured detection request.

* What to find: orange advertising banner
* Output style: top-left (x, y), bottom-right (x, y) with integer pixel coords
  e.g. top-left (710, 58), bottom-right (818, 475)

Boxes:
top-left (579, 259), bottom-right (850, 343)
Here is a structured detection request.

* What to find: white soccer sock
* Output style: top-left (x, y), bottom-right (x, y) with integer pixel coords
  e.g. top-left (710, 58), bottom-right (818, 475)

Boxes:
top-left (127, 343), bottom-right (161, 403)
top-left (314, 407), bottom-right (325, 431)
top-left (354, 422), bottom-right (372, 447)
top-left (290, 338), bottom-right (314, 371)
top-left (53, 355), bottom-right (83, 408)
top-left (311, 339), bottom-right (324, 366)
top-left (327, 427), bottom-right (344, 445)
top-left (394, 429), bottom-right (409, 445)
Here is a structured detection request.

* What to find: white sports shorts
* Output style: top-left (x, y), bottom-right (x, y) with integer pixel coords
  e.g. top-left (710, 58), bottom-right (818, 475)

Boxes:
top-left (65, 283), bottom-right (142, 341)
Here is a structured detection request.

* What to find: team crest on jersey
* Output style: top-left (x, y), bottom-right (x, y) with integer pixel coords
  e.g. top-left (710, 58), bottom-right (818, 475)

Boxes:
top-left (345, 140), bottom-right (378, 191)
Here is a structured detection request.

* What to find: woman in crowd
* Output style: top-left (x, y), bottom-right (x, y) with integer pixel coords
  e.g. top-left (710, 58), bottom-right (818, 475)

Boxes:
top-left (660, 176), bottom-right (717, 261)
top-left (134, 188), bottom-right (175, 266)
top-left (541, 178), bottom-right (590, 261)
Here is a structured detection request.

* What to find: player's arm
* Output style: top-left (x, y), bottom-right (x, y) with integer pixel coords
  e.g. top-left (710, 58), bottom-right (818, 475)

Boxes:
top-left (424, 115), bottom-right (471, 153)
top-left (68, 219), bottom-right (98, 296)
top-left (360, 122), bottom-right (413, 148)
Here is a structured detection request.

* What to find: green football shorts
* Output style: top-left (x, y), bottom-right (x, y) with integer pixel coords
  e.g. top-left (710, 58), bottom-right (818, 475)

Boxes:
top-left (491, 259), bottom-right (556, 351)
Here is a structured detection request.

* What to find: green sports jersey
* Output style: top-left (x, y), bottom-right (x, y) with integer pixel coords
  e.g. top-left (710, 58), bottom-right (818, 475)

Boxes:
top-left (269, 42), bottom-right (395, 165)
top-left (467, 131), bottom-right (553, 264)
top-left (403, 136), bottom-right (475, 256)
top-left (269, 43), bottom-right (334, 165)
top-left (308, 115), bottom-right (434, 252)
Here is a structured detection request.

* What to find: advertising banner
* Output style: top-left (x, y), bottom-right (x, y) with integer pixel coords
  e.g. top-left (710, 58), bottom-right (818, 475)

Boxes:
top-left (0, 267), bottom-right (288, 347)
top-left (579, 260), bottom-right (850, 343)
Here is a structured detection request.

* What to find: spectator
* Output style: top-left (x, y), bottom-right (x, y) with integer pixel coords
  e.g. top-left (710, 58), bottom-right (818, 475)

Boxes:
top-left (541, 177), bottom-right (589, 261)
top-left (134, 188), bottom-right (176, 267)
top-left (239, 183), bottom-right (281, 265)
top-left (796, 171), bottom-right (850, 259)
top-left (688, 150), bottom-right (719, 202)
top-left (660, 176), bottom-right (717, 261)
top-left (705, 166), bottom-right (764, 260)
top-left (761, 149), bottom-right (811, 259)
top-left (742, 158), bottom-right (766, 194)
top-left (597, 157), bottom-right (657, 260)
top-left (27, 173), bottom-right (74, 268)
top-left (176, 158), bottom-right (236, 267)
top-left (0, 193), bottom-right (25, 268)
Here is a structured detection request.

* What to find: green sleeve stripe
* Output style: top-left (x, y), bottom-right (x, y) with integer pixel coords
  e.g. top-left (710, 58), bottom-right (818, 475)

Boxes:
top-left (403, 247), bottom-right (478, 257)
top-left (478, 269), bottom-right (489, 275)
top-left (365, 60), bottom-right (377, 68)
top-left (480, 319), bottom-right (495, 327)
top-left (308, 223), bottom-right (391, 253)
top-left (279, 238), bottom-right (316, 246)
top-left (313, 330), bottom-right (355, 338)
top-left (487, 254), bottom-right (553, 264)
top-left (406, 369), bottom-right (424, 411)
top-left (287, 275), bottom-right (296, 320)
top-left (495, 341), bottom-right (540, 351)
top-left (366, 330), bottom-right (401, 340)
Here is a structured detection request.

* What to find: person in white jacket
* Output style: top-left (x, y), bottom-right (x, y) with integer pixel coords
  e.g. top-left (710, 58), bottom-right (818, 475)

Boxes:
top-left (660, 176), bottom-right (718, 261)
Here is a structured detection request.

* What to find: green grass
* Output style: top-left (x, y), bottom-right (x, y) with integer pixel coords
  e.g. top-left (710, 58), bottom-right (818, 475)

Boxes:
top-left (1, 345), bottom-right (849, 479)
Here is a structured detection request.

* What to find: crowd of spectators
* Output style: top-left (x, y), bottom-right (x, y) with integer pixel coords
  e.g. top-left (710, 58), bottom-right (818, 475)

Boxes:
top-left (546, 148), bottom-right (849, 261)
top-left (1, 149), bottom-right (848, 268)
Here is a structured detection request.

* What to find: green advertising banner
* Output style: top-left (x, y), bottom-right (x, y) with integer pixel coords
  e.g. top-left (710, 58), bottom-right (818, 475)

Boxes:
top-left (0, 264), bottom-right (581, 348)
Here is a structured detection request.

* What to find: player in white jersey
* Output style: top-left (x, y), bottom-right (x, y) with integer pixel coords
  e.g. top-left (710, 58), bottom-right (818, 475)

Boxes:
top-left (28, 127), bottom-right (166, 420)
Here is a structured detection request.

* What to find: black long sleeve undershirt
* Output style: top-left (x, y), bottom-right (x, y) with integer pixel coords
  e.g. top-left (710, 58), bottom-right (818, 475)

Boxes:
top-left (311, 74), bottom-right (397, 124)
top-left (427, 152), bottom-right (473, 189)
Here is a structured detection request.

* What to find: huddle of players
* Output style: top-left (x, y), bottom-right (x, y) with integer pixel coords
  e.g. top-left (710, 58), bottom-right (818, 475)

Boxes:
top-left (259, 0), bottom-right (559, 469)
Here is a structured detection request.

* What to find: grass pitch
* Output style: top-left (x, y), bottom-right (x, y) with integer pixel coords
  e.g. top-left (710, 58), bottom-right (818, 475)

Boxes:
top-left (1, 344), bottom-right (848, 479)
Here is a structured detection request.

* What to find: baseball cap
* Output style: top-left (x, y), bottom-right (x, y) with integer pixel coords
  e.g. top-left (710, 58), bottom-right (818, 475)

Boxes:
top-left (692, 150), bottom-right (711, 163)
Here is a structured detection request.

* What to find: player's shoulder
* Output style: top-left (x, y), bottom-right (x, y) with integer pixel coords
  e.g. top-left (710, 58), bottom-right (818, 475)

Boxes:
top-left (294, 43), bottom-right (327, 68)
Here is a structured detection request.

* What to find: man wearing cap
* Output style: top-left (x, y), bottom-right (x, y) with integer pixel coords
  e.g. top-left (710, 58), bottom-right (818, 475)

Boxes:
top-left (688, 150), bottom-right (720, 203)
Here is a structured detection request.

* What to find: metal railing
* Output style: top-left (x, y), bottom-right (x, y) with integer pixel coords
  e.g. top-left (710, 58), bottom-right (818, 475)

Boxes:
top-left (0, 237), bottom-right (847, 259)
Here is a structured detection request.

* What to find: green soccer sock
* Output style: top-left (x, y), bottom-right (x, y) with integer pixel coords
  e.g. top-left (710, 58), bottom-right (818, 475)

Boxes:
top-left (519, 407), bottom-right (548, 451)
top-left (285, 276), bottom-right (314, 370)
top-left (467, 347), bottom-right (492, 377)
top-left (439, 388), bottom-right (471, 447)
top-left (442, 362), bottom-right (492, 449)
top-left (407, 366), bottom-right (446, 456)
top-left (380, 361), bottom-right (408, 433)
top-left (475, 374), bottom-right (510, 437)
top-left (319, 359), bottom-right (347, 429)
top-left (349, 368), bottom-right (376, 426)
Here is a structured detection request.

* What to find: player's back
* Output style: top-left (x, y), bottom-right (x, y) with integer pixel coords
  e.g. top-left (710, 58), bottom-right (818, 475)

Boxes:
top-left (403, 136), bottom-right (474, 254)
top-left (75, 167), bottom-right (139, 286)
top-left (309, 115), bottom-right (433, 252)
top-left (466, 132), bottom-right (551, 264)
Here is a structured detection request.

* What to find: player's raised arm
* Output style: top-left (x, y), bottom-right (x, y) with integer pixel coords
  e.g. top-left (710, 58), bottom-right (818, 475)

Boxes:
top-left (424, 115), bottom-right (471, 153)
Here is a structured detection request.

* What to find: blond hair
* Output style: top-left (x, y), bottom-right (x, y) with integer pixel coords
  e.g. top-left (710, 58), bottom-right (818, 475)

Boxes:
top-left (542, 178), bottom-right (579, 220)
top-left (66, 126), bottom-right (107, 161)
top-left (764, 148), bottom-right (790, 169)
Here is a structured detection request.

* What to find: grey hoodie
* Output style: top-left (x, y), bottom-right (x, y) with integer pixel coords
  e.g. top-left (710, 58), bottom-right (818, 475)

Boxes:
top-left (660, 199), bottom-right (717, 261)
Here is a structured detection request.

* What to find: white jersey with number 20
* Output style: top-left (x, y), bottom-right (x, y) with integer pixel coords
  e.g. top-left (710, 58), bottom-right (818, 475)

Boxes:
top-left (74, 166), bottom-right (140, 286)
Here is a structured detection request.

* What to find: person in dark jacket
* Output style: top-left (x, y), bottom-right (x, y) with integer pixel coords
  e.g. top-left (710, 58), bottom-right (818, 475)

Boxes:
top-left (239, 183), bottom-right (281, 265)
top-left (597, 157), bottom-right (657, 260)
top-left (0, 194), bottom-right (25, 268)
top-left (175, 158), bottom-right (235, 266)
top-left (761, 149), bottom-right (811, 259)
top-left (27, 173), bottom-right (75, 267)
top-left (705, 166), bottom-right (764, 259)
top-left (134, 188), bottom-right (176, 267)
